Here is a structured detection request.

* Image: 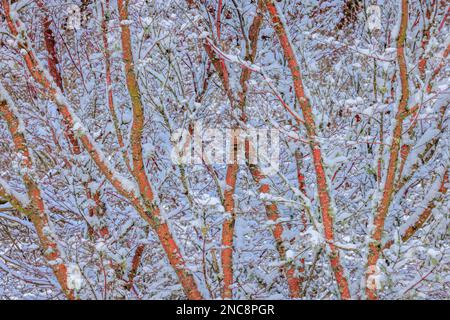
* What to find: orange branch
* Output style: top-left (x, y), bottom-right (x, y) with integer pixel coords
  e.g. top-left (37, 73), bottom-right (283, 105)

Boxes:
top-left (366, 0), bottom-right (410, 300)
top-left (383, 171), bottom-right (448, 251)
top-left (3, 0), bottom-right (202, 299)
top-left (101, 0), bottom-right (132, 173)
top-left (204, 0), bottom-right (304, 298)
top-left (263, 0), bottom-right (350, 299)
top-left (36, 0), bottom-right (81, 155)
top-left (117, 0), bottom-right (203, 300)
top-left (0, 88), bottom-right (74, 299)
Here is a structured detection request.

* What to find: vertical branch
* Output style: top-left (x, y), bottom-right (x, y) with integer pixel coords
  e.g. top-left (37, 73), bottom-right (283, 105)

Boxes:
top-left (200, 0), bottom-right (304, 298)
top-left (263, 0), bottom-right (351, 299)
top-left (117, 0), bottom-right (152, 199)
top-left (36, 1), bottom-right (63, 91)
top-left (38, 0), bottom-right (110, 245)
top-left (0, 88), bottom-right (74, 299)
top-left (366, 0), bottom-right (410, 300)
top-left (3, 0), bottom-right (202, 299)
top-left (101, 0), bottom-right (132, 173)
top-left (241, 1), bottom-right (303, 298)
top-left (117, 0), bottom-right (203, 300)
top-left (221, 132), bottom-right (239, 299)
top-left (36, 0), bottom-right (81, 155)
top-left (247, 165), bottom-right (302, 298)
top-left (203, 3), bottom-right (239, 299)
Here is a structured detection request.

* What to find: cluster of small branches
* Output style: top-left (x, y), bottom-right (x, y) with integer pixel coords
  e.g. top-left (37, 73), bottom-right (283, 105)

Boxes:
top-left (0, 0), bottom-right (448, 300)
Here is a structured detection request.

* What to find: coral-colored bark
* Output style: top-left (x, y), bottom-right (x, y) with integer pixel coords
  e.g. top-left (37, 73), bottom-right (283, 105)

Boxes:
top-left (117, 0), bottom-right (203, 300)
top-left (4, 0), bottom-right (202, 300)
top-left (101, 0), bottom-right (131, 173)
top-left (263, 0), bottom-right (350, 299)
top-left (221, 158), bottom-right (238, 298)
top-left (365, 0), bottom-right (410, 300)
top-left (0, 95), bottom-right (74, 299)
top-left (36, 0), bottom-right (81, 155)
